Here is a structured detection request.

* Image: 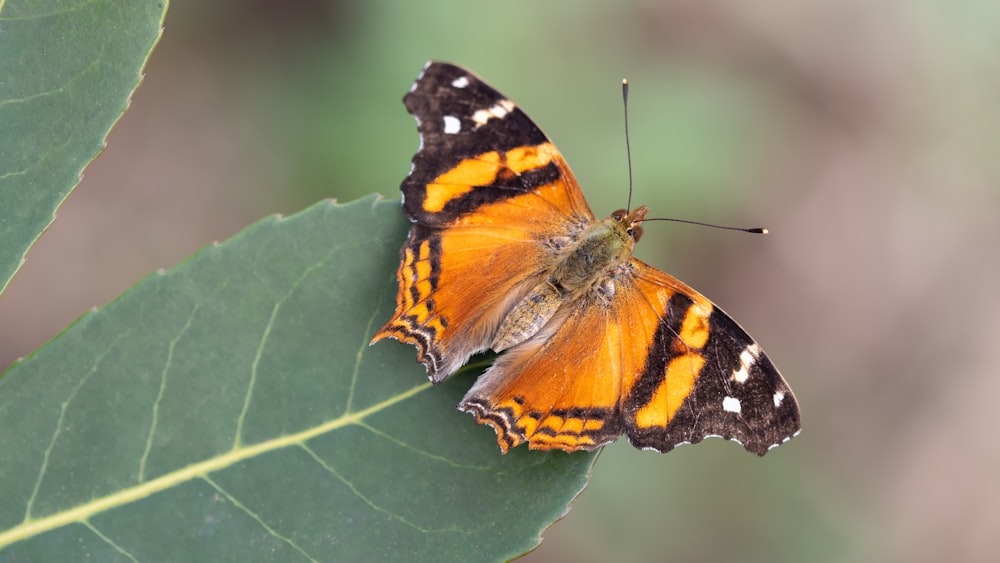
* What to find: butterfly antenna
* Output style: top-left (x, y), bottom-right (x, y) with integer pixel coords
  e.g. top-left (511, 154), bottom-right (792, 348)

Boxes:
top-left (641, 217), bottom-right (768, 234)
top-left (623, 78), bottom-right (634, 214)
top-left (622, 78), bottom-right (766, 236)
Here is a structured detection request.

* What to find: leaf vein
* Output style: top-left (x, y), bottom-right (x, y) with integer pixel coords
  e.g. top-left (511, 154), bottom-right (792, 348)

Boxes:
top-left (83, 520), bottom-right (139, 562)
top-left (0, 42), bottom-right (104, 108)
top-left (356, 422), bottom-right (503, 473)
top-left (0, 0), bottom-right (101, 22)
top-left (23, 329), bottom-right (131, 521)
top-left (345, 292), bottom-right (386, 413)
top-left (0, 137), bottom-right (73, 192)
top-left (234, 258), bottom-right (325, 448)
top-left (202, 476), bottom-right (319, 562)
top-left (299, 443), bottom-right (473, 535)
top-left (139, 303), bottom-right (201, 482)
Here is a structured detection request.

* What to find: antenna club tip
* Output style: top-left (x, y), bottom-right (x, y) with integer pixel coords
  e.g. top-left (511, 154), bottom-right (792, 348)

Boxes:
top-left (753, 227), bottom-right (769, 234)
top-left (622, 78), bottom-right (628, 85)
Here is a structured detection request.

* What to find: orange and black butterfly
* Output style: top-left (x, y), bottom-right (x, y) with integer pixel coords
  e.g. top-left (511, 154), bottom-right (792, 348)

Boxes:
top-left (371, 62), bottom-right (800, 456)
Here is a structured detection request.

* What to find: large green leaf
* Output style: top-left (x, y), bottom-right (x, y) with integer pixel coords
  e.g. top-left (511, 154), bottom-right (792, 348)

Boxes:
top-left (0, 196), bottom-right (596, 561)
top-left (0, 0), bottom-right (166, 295)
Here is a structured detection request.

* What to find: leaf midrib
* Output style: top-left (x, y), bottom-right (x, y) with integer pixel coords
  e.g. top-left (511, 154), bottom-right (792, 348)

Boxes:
top-left (0, 381), bottom-right (432, 548)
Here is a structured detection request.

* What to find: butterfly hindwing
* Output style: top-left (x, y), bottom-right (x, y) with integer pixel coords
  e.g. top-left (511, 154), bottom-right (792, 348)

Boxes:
top-left (458, 260), bottom-right (654, 452)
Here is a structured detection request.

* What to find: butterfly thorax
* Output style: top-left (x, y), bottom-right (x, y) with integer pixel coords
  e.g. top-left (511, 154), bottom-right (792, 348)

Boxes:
top-left (490, 206), bottom-right (647, 352)
top-left (554, 206), bottom-right (647, 291)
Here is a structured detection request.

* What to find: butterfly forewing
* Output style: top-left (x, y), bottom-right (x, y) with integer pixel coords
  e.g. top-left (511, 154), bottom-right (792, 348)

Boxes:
top-left (400, 62), bottom-right (593, 226)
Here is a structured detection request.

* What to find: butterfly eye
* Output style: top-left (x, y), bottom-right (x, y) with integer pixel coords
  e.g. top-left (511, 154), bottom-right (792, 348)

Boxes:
top-left (611, 209), bottom-right (627, 222)
top-left (629, 224), bottom-right (644, 242)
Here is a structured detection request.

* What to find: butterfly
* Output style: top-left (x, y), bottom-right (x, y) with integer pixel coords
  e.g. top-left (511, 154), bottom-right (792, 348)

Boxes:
top-left (371, 61), bottom-right (800, 456)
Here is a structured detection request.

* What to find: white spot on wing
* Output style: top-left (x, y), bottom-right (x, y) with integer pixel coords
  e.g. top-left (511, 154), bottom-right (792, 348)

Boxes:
top-left (451, 76), bottom-right (469, 88)
top-left (443, 115), bottom-right (461, 134)
top-left (471, 98), bottom-right (516, 126)
top-left (732, 343), bottom-right (761, 383)
top-left (773, 390), bottom-right (785, 407)
top-left (722, 396), bottom-right (742, 414)
top-left (732, 366), bottom-right (749, 384)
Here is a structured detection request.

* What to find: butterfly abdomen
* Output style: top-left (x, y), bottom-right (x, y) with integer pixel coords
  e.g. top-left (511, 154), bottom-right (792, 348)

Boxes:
top-left (492, 281), bottom-right (563, 352)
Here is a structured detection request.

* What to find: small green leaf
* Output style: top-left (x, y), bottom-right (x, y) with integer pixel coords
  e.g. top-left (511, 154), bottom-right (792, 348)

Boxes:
top-left (0, 196), bottom-right (596, 561)
top-left (0, 0), bottom-right (167, 295)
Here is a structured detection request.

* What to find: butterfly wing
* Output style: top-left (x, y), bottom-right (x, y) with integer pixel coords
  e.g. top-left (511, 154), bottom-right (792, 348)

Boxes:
top-left (459, 259), bottom-right (801, 456)
top-left (372, 62), bottom-right (594, 382)
top-left (623, 261), bottom-right (801, 455)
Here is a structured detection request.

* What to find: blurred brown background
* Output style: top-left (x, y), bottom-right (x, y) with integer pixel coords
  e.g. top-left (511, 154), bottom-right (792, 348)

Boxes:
top-left (2, 1), bottom-right (998, 561)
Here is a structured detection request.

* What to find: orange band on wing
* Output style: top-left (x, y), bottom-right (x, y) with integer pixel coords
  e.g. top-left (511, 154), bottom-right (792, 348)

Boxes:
top-left (678, 301), bottom-right (711, 350)
top-left (422, 143), bottom-right (559, 213)
top-left (634, 352), bottom-right (704, 428)
top-left (424, 151), bottom-right (502, 212)
top-left (628, 270), bottom-right (715, 431)
top-left (505, 143), bottom-right (554, 174)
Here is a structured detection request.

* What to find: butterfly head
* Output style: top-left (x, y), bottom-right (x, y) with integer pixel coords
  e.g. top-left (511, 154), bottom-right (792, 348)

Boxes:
top-left (611, 205), bottom-right (649, 243)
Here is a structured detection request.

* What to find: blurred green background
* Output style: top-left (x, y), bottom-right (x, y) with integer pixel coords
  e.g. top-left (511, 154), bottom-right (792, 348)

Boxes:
top-left (2, 1), bottom-right (998, 561)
